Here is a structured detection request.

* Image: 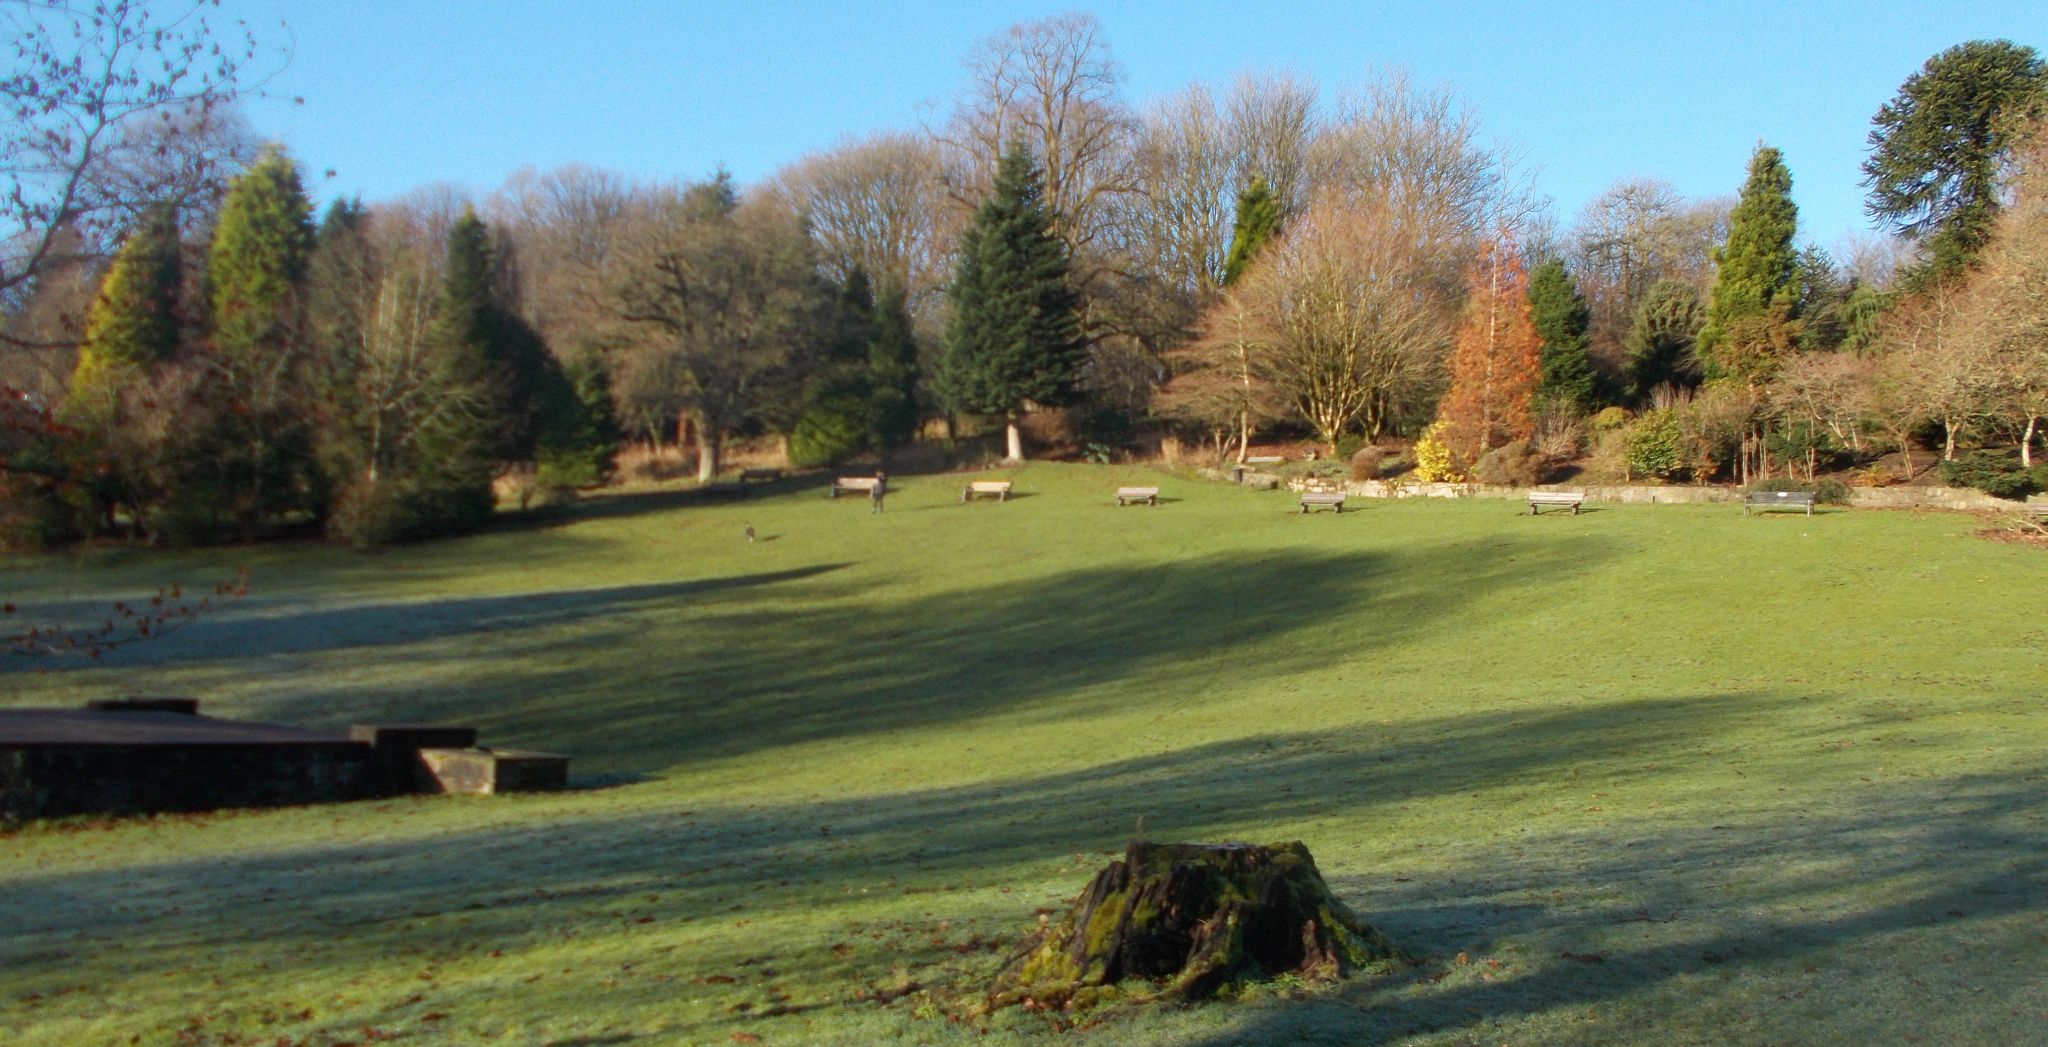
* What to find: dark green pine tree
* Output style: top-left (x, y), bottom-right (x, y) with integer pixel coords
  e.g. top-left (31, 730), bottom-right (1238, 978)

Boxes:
top-left (866, 273), bottom-right (921, 451)
top-left (435, 206), bottom-right (561, 465)
top-left (68, 204), bottom-right (182, 419)
top-left (1221, 175), bottom-right (1284, 287)
top-left (939, 142), bottom-right (1083, 462)
top-left (406, 209), bottom-right (506, 536)
top-left (1793, 245), bottom-right (1852, 353)
top-left (1698, 145), bottom-right (1800, 380)
top-left (1626, 279), bottom-right (1706, 400)
top-left (1863, 40), bottom-right (2047, 287)
top-left (1525, 258), bottom-right (1598, 414)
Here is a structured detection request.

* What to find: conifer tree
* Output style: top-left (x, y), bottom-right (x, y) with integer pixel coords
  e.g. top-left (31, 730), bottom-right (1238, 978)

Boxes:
top-left (1221, 176), bottom-right (1284, 287)
top-left (866, 274), bottom-right (921, 450)
top-left (1526, 257), bottom-right (1597, 415)
top-left (208, 149), bottom-right (312, 369)
top-left (1626, 279), bottom-right (1706, 398)
top-left (938, 142), bottom-right (1082, 462)
top-left (1864, 40), bottom-right (2047, 286)
top-left (1698, 145), bottom-right (1800, 383)
top-left (68, 205), bottom-right (182, 421)
top-left (1435, 237), bottom-right (1541, 467)
top-left (199, 149), bottom-right (318, 538)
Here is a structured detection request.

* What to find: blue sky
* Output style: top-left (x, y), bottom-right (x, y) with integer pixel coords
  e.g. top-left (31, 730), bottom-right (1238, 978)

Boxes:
top-left (222, 1), bottom-right (2045, 248)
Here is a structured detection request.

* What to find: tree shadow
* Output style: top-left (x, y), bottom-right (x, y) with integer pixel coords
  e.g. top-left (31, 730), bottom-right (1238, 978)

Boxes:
top-left (3, 700), bottom-right (2041, 1044)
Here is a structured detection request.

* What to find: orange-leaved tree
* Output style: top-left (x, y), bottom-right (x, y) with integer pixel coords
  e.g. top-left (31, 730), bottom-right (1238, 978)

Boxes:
top-left (1434, 235), bottom-right (1541, 468)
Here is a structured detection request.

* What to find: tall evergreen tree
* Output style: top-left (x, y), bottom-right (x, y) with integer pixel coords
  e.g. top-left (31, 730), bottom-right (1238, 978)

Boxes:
top-left (1863, 40), bottom-right (2047, 287)
top-left (1221, 175), bottom-right (1284, 287)
top-left (866, 273), bottom-right (921, 451)
top-left (1698, 145), bottom-right (1800, 382)
top-left (199, 149), bottom-right (318, 538)
top-left (433, 206), bottom-right (561, 464)
top-left (67, 205), bottom-right (182, 420)
top-left (1526, 257), bottom-right (1597, 414)
top-left (938, 142), bottom-right (1083, 462)
top-left (208, 148), bottom-right (312, 369)
top-left (1626, 279), bottom-right (1706, 399)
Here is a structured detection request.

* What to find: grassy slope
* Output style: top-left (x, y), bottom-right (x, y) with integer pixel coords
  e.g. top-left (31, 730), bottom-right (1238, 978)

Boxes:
top-left (2, 464), bottom-right (2044, 1046)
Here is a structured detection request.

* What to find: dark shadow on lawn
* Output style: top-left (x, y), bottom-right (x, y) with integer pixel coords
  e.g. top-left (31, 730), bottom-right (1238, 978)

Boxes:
top-left (3, 699), bottom-right (2042, 1044)
top-left (252, 537), bottom-right (1606, 769)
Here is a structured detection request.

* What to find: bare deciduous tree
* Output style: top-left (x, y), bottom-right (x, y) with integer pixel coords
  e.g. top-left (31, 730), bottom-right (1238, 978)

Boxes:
top-left (1234, 198), bottom-right (1449, 445)
top-left (934, 12), bottom-right (1136, 258)
top-left (769, 133), bottom-right (955, 305)
top-left (1569, 178), bottom-right (1729, 368)
top-left (2, 0), bottom-right (270, 333)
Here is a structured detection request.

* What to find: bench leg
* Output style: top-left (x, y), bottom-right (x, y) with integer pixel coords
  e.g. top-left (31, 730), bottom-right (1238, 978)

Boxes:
top-left (1572, 504), bottom-right (1579, 515)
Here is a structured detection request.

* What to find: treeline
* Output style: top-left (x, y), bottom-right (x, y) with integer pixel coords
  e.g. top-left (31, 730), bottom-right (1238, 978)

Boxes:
top-left (7, 151), bottom-right (620, 546)
top-left (5, 15), bottom-right (2046, 549)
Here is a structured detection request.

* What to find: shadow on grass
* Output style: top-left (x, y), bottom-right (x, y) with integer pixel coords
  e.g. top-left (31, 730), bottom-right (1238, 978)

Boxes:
top-left (2, 698), bottom-right (2042, 1044)
top-left (229, 537), bottom-right (1606, 768)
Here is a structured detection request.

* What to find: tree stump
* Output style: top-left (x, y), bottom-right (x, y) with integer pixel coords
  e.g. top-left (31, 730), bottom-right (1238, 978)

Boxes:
top-left (988, 841), bottom-right (1402, 1010)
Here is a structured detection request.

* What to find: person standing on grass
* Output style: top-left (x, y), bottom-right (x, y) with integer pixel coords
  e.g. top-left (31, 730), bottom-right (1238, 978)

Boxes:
top-left (870, 470), bottom-right (888, 514)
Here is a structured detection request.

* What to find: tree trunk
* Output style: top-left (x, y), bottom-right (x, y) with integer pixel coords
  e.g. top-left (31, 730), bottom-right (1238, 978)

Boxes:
top-left (1005, 412), bottom-right (1024, 462)
top-left (696, 419), bottom-right (720, 483)
top-left (1944, 419), bottom-right (1957, 462)
top-left (2024, 415), bottom-right (2038, 468)
top-left (1236, 409), bottom-right (1249, 464)
top-left (988, 841), bottom-right (1401, 1012)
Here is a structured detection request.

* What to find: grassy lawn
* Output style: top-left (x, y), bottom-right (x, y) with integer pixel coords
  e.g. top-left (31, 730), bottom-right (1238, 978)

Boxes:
top-left (2, 463), bottom-right (2045, 1046)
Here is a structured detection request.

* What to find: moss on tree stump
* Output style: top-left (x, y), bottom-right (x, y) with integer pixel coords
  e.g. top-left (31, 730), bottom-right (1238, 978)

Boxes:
top-left (988, 841), bottom-right (1402, 1009)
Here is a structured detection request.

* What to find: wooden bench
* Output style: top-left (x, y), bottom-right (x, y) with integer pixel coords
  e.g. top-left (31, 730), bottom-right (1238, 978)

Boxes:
top-left (738, 467), bottom-right (782, 485)
top-left (1244, 455), bottom-right (1285, 465)
top-left (1745, 490), bottom-right (1816, 516)
top-left (962, 480), bottom-right (1012, 502)
top-left (1116, 486), bottom-right (1159, 507)
top-left (830, 476), bottom-right (881, 499)
top-left (2024, 500), bottom-right (2048, 519)
top-left (1299, 491), bottom-right (1345, 514)
top-left (1529, 490), bottom-right (1585, 515)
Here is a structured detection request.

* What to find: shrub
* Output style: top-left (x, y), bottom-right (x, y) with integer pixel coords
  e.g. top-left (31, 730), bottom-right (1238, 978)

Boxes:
top-left (1412, 421), bottom-right (1462, 482)
top-left (1334, 433), bottom-right (1368, 461)
top-left (1624, 409), bottom-right (1685, 480)
top-left (1472, 439), bottom-right (1546, 487)
top-left (1348, 446), bottom-right (1384, 481)
top-left (1589, 406), bottom-right (1633, 434)
top-left (326, 477), bottom-right (493, 548)
top-left (1937, 451), bottom-right (2038, 499)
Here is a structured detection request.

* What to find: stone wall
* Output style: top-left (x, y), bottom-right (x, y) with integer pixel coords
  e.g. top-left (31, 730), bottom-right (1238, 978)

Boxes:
top-left (0, 742), bottom-right (374, 821)
top-left (1195, 466), bottom-right (2021, 512)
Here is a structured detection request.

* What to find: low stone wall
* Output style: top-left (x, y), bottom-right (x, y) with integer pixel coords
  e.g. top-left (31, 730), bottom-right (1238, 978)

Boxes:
top-left (1196, 465), bottom-right (2021, 513)
top-left (0, 741), bottom-right (374, 821)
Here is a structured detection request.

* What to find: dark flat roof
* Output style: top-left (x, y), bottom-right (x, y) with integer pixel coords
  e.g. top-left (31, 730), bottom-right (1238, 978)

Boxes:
top-left (0, 709), bottom-right (356, 747)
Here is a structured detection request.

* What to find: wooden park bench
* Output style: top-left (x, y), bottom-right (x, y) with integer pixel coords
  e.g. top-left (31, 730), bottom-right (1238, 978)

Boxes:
top-left (2025, 500), bottom-right (2048, 520)
top-left (1299, 491), bottom-right (1345, 514)
top-left (962, 480), bottom-right (1013, 502)
top-left (1244, 455), bottom-right (1285, 465)
top-left (1116, 486), bottom-right (1160, 507)
top-left (1528, 490), bottom-right (1585, 515)
top-left (1744, 490), bottom-right (1816, 516)
top-left (829, 476), bottom-right (881, 499)
top-left (729, 467), bottom-right (782, 497)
